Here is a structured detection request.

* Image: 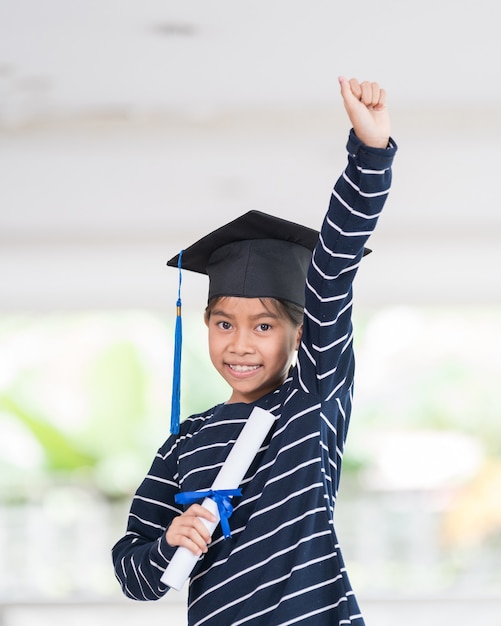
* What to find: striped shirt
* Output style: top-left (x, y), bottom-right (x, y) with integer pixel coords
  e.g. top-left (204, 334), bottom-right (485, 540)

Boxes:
top-left (112, 129), bottom-right (397, 625)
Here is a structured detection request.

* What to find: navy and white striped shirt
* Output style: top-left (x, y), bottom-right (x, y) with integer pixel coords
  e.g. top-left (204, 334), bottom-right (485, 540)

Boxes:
top-left (112, 130), bottom-right (397, 625)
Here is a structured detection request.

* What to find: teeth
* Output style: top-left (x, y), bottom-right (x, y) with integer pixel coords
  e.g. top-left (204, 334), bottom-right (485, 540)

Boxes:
top-left (229, 364), bottom-right (259, 372)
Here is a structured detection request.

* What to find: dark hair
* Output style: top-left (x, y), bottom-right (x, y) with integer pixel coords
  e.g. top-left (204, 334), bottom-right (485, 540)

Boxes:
top-left (205, 296), bottom-right (303, 327)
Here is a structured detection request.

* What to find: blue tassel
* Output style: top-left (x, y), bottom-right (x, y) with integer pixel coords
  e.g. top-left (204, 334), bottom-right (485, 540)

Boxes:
top-left (170, 250), bottom-right (183, 435)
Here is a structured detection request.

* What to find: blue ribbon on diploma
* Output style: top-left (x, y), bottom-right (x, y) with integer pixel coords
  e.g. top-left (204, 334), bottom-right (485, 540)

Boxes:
top-left (175, 489), bottom-right (243, 539)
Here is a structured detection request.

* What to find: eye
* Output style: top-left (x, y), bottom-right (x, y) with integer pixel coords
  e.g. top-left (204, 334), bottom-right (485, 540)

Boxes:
top-left (257, 323), bottom-right (271, 332)
top-left (217, 320), bottom-right (232, 330)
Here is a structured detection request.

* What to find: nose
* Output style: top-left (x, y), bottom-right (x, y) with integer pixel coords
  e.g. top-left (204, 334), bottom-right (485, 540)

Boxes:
top-left (229, 329), bottom-right (254, 355)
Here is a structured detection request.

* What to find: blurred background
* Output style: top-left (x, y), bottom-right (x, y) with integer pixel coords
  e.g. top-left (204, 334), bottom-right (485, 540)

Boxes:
top-left (0, 1), bottom-right (500, 624)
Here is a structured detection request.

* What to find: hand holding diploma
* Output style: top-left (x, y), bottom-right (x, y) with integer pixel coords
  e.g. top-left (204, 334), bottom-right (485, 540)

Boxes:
top-left (165, 500), bottom-right (216, 559)
top-left (161, 407), bottom-right (276, 591)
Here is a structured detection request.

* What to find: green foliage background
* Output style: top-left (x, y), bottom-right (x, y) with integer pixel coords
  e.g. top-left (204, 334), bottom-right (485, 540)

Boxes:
top-left (0, 307), bottom-right (500, 502)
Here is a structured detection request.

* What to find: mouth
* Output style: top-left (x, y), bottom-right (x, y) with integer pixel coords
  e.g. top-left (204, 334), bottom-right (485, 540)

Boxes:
top-left (227, 363), bottom-right (261, 374)
top-left (226, 364), bottom-right (261, 375)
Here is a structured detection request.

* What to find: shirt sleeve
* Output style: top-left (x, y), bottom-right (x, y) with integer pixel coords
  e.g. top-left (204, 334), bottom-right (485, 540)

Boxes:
top-left (296, 129), bottom-right (397, 400)
top-left (111, 437), bottom-right (184, 600)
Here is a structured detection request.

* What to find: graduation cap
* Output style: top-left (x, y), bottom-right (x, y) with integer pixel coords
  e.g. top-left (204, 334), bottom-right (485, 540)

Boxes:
top-left (166, 210), bottom-right (370, 433)
top-left (167, 210), bottom-right (319, 308)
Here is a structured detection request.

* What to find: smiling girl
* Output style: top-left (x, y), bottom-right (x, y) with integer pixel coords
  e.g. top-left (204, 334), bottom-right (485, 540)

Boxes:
top-left (113, 77), bottom-right (397, 626)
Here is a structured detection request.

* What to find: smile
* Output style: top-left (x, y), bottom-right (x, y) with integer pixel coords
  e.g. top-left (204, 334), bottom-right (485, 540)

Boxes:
top-left (228, 364), bottom-right (261, 373)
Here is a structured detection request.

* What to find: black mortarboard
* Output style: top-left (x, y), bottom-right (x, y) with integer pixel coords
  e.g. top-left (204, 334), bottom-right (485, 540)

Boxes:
top-left (167, 210), bottom-right (319, 308)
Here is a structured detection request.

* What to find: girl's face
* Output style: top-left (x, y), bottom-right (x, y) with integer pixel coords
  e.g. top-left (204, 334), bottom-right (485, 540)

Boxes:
top-left (205, 297), bottom-right (303, 404)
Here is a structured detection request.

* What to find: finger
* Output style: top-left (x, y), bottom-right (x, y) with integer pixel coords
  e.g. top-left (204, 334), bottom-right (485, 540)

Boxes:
top-left (177, 510), bottom-right (214, 544)
top-left (167, 517), bottom-right (212, 554)
top-left (348, 77), bottom-right (362, 101)
top-left (373, 87), bottom-right (387, 111)
top-left (171, 528), bottom-right (210, 555)
top-left (184, 503), bottom-right (217, 523)
top-left (190, 516), bottom-right (213, 545)
top-left (358, 81), bottom-right (378, 107)
top-left (338, 76), bottom-right (352, 101)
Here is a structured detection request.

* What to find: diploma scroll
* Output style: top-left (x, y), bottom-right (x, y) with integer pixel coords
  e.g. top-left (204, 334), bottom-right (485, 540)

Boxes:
top-left (160, 406), bottom-right (276, 591)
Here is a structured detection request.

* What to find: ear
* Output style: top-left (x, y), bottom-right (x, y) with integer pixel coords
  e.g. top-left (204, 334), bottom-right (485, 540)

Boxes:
top-left (295, 324), bottom-right (303, 350)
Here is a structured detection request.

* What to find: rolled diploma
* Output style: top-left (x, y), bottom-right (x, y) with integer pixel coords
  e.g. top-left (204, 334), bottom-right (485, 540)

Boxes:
top-left (160, 406), bottom-right (276, 591)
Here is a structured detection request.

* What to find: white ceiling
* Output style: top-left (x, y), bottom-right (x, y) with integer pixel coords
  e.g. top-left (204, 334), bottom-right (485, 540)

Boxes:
top-left (1, 0), bottom-right (500, 114)
top-left (0, 0), bottom-right (500, 311)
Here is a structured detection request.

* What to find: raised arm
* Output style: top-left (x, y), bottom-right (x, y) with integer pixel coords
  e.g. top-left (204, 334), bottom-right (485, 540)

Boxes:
top-left (296, 78), bottom-right (396, 400)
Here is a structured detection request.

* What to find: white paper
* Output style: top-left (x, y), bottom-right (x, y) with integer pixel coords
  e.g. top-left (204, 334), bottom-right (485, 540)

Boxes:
top-left (161, 406), bottom-right (276, 591)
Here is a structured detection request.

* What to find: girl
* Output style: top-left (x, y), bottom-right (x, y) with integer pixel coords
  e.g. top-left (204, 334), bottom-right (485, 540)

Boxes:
top-left (113, 77), bottom-right (397, 625)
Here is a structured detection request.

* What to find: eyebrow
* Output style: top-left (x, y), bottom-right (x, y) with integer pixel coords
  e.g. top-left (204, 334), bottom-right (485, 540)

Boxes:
top-left (210, 308), bottom-right (281, 321)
